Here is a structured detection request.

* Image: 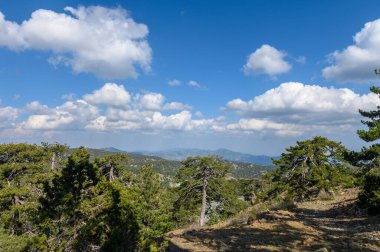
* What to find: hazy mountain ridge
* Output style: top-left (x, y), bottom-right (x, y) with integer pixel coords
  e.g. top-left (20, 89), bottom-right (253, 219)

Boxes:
top-left (86, 147), bottom-right (276, 178)
top-left (131, 148), bottom-right (276, 166)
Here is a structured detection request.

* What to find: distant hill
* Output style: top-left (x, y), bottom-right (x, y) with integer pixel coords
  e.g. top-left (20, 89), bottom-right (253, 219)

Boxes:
top-left (69, 148), bottom-right (275, 179)
top-left (133, 148), bottom-right (276, 166)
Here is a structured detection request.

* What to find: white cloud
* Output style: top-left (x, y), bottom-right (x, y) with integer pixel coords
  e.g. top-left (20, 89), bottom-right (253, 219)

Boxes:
top-left (168, 79), bottom-right (181, 86)
top-left (139, 92), bottom-right (165, 110)
top-left (0, 12), bottom-right (26, 50)
top-left (226, 118), bottom-right (302, 136)
top-left (87, 109), bottom-right (213, 132)
top-left (188, 80), bottom-right (207, 90)
top-left (0, 6), bottom-right (152, 78)
top-left (163, 102), bottom-right (192, 111)
top-left (226, 82), bottom-right (378, 115)
top-left (0, 106), bottom-right (20, 128)
top-left (17, 83), bottom-right (213, 133)
top-left (23, 114), bottom-right (75, 130)
top-left (243, 44), bottom-right (291, 77)
top-left (224, 82), bottom-right (379, 135)
top-left (26, 101), bottom-right (50, 113)
top-left (323, 18), bottom-right (380, 83)
top-left (84, 83), bottom-right (131, 106)
top-left (22, 100), bottom-right (99, 130)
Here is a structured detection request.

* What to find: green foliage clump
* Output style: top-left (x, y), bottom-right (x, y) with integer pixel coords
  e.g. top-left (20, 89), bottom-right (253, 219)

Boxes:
top-left (359, 167), bottom-right (380, 214)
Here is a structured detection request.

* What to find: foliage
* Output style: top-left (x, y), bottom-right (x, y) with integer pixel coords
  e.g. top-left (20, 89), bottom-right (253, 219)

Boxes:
top-left (358, 86), bottom-right (380, 143)
top-left (234, 178), bottom-right (262, 204)
top-left (271, 136), bottom-right (353, 201)
top-left (359, 167), bottom-right (380, 214)
top-left (130, 165), bottom-right (174, 235)
top-left (95, 153), bottom-right (129, 182)
top-left (37, 147), bottom-right (140, 251)
top-left (175, 156), bottom-right (243, 226)
top-left (41, 142), bottom-right (69, 170)
top-left (0, 143), bottom-right (50, 249)
top-left (356, 86), bottom-right (380, 214)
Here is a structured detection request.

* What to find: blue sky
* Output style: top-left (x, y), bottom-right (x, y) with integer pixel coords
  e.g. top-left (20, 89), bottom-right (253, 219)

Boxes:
top-left (0, 0), bottom-right (380, 155)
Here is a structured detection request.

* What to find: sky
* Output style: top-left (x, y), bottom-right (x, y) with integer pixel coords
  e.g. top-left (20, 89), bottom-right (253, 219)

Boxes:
top-left (0, 0), bottom-right (380, 155)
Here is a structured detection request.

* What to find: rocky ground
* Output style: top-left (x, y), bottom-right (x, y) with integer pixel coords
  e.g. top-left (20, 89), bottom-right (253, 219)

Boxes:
top-left (166, 188), bottom-right (380, 251)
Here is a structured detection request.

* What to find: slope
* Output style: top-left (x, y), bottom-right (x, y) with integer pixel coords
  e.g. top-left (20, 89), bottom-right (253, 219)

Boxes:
top-left (166, 188), bottom-right (380, 251)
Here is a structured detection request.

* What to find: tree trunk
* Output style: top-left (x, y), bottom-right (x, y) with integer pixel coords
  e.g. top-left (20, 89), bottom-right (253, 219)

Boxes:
top-left (51, 152), bottom-right (56, 170)
top-left (199, 178), bottom-right (208, 226)
top-left (109, 165), bottom-right (114, 182)
top-left (251, 191), bottom-right (256, 205)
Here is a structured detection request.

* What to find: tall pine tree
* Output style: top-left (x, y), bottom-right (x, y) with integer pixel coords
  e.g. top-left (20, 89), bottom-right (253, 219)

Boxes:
top-left (357, 86), bottom-right (380, 214)
top-left (175, 156), bottom-right (235, 226)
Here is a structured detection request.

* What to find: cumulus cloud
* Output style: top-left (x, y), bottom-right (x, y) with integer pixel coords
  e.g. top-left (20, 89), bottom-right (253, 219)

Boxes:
top-left (17, 83), bottom-right (212, 133)
top-left (226, 118), bottom-right (302, 136)
top-left (26, 101), bottom-right (50, 113)
top-left (163, 102), bottom-right (192, 111)
top-left (243, 44), bottom-right (291, 77)
top-left (0, 106), bottom-right (20, 128)
top-left (0, 6), bottom-right (152, 78)
top-left (323, 18), bottom-right (380, 83)
top-left (225, 82), bottom-right (377, 115)
top-left (84, 83), bottom-right (131, 106)
top-left (224, 82), bottom-right (379, 135)
top-left (22, 100), bottom-right (99, 130)
top-left (87, 110), bottom-right (213, 132)
top-left (139, 92), bottom-right (165, 110)
top-left (188, 80), bottom-right (207, 90)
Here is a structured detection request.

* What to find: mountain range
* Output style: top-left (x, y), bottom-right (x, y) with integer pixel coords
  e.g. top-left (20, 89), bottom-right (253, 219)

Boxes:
top-left (127, 148), bottom-right (276, 166)
top-left (88, 147), bottom-right (276, 179)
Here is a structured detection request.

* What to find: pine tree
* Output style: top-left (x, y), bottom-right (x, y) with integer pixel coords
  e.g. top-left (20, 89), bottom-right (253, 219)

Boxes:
top-left (358, 86), bottom-right (380, 143)
top-left (272, 136), bottom-right (351, 200)
top-left (131, 165), bottom-right (173, 235)
top-left (0, 143), bottom-right (50, 250)
top-left (95, 153), bottom-right (129, 182)
top-left (356, 86), bottom-right (380, 214)
top-left (41, 142), bottom-right (69, 170)
top-left (38, 147), bottom-right (101, 249)
top-left (175, 156), bottom-right (233, 226)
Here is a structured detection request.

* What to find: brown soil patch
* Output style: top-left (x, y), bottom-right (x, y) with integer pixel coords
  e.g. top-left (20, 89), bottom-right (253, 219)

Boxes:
top-left (166, 188), bottom-right (380, 251)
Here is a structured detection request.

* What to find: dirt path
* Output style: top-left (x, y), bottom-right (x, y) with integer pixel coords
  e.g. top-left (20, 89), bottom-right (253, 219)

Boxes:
top-left (166, 189), bottom-right (380, 251)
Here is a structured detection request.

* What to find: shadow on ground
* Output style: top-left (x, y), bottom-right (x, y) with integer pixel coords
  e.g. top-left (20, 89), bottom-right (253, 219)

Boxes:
top-left (167, 197), bottom-right (380, 251)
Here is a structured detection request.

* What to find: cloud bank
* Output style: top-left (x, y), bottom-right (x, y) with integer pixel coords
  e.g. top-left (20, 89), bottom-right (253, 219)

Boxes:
top-left (0, 82), bottom-right (377, 141)
top-left (224, 82), bottom-right (379, 135)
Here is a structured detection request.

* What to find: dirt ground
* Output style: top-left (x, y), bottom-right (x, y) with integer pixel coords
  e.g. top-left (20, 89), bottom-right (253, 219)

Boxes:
top-left (165, 188), bottom-right (380, 251)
